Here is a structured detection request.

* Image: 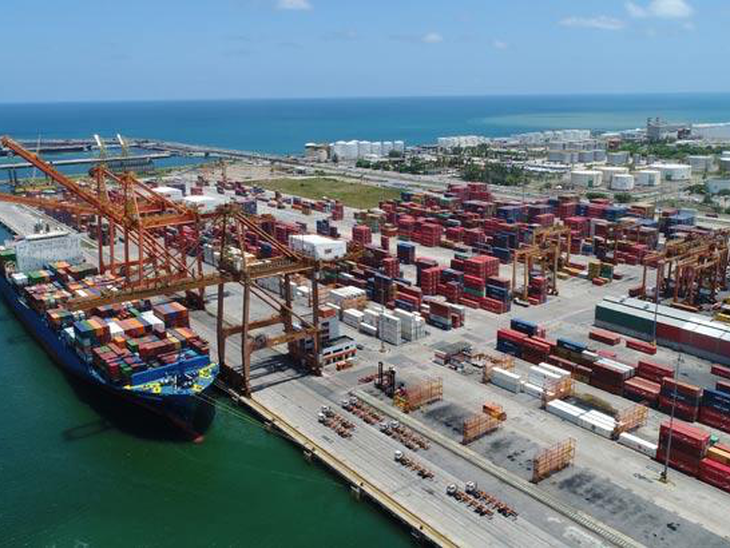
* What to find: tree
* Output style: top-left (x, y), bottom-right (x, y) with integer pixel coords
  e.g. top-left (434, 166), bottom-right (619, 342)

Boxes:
top-left (614, 193), bottom-right (632, 204)
top-left (586, 192), bottom-right (608, 200)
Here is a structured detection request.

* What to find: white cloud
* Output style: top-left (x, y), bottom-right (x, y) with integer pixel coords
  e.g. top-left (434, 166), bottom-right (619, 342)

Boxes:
top-left (683, 21), bottom-right (696, 30)
top-left (626, 0), bottom-right (693, 19)
top-left (276, 0), bottom-right (312, 10)
top-left (559, 16), bottom-right (625, 31)
top-left (493, 39), bottom-right (508, 50)
top-left (422, 32), bottom-right (443, 44)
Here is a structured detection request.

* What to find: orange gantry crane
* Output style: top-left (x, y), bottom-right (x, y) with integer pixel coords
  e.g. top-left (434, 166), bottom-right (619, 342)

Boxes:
top-left (0, 136), bottom-right (326, 396)
top-left (639, 230), bottom-right (729, 308)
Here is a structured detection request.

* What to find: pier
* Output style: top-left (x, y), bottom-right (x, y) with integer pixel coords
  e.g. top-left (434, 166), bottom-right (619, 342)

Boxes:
top-left (0, 153), bottom-right (171, 171)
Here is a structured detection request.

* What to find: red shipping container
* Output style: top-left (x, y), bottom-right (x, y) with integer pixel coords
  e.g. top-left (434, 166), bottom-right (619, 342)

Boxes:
top-left (699, 458), bottom-right (730, 492)
top-left (497, 328), bottom-right (527, 345)
top-left (711, 364), bottom-right (730, 380)
top-left (659, 396), bottom-right (698, 422)
top-left (624, 377), bottom-right (660, 405)
top-left (589, 328), bottom-right (621, 346)
top-left (626, 338), bottom-right (657, 355)
top-left (698, 407), bottom-right (730, 433)
top-left (637, 360), bottom-right (674, 384)
top-left (661, 377), bottom-right (702, 398)
top-left (659, 419), bottom-right (709, 449)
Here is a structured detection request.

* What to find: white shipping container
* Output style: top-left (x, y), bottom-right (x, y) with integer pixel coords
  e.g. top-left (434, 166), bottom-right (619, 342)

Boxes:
top-left (523, 382), bottom-right (545, 398)
top-left (528, 365), bottom-right (563, 387)
top-left (360, 323), bottom-right (378, 336)
top-left (289, 234), bottom-right (347, 261)
top-left (579, 415), bottom-right (615, 438)
top-left (618, 432), bottom-right (658, 458)
top-left (491, 367), bottom-right (522, 393)
top-left (537, 363), bottom-right (571, 379)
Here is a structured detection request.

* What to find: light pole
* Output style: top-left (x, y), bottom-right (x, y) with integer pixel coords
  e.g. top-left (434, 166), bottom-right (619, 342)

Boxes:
top-left (660, 351), bottom-right (683, 483)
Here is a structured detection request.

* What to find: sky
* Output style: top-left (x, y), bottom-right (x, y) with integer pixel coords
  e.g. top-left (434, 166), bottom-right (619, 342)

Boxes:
top-left (1, 0), bottom-right (729, 102)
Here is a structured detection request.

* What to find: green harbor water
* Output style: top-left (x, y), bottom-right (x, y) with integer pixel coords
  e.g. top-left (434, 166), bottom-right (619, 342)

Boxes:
top-left (0, 236), bottom-right (412, 548)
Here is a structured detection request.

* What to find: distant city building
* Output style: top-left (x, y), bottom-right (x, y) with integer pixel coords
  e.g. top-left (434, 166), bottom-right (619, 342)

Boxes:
top-left (647, 117), bottom-right (689, 142)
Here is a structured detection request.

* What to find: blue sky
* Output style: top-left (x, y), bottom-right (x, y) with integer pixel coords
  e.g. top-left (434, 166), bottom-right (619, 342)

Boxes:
top-left (2, 0), bottom-right (728, 102)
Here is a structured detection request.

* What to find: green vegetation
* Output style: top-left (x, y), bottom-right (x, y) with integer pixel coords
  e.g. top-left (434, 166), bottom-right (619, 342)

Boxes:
top-left (252, 177), bottom-right (401, 209)
top-left (461, 162), bottom-right (526, 186)
top-left (585, 192), bottom-right (609, 200)
top-left (356, 156), bottom-right (431, 174)
top-left (686, 183), bottom-right (706, 195)
top-left (614, 192), bottom-right (633, 204)
top-left (618, 142), bottom-right (722, 161)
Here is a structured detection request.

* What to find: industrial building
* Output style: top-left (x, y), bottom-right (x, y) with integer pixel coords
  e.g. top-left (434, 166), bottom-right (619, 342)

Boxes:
top-left (692, 122), bottom-right (730, 142)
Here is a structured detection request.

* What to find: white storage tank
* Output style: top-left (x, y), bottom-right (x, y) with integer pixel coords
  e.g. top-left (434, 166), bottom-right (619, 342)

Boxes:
top-left (598, 166), bottom-right (629, 185)
top-left (382, 141), bottom-right (393, 156)
top-left (393, 140), bottom-right (405, 154)
top-left (548, 141), bottom-right (566, 151)
top-left (371, 141), bottom-right (383, 156)
top-left (571, 170), bottom-right (603, 188)
top-left (610, 173), bottom-right (635, 191)
top-left (578, 150), bottom-right (595, 163)
top-left (687, 155), bottom-right (713, 172)
top-left (607, 151), bottom-right (630, 166)
top-left (720, 157), bottom-right (730, 172)
top-left (593, 149), bottom-right (607, 162)
top-left (635, 170), bottom-right (661, 187)
top-left (357, 141), bottom-right (372, 157)
top-left (333, 141), bottom-right (347, 160)
top-left (345, 141), bottom-right (360, 160)
top-left (651, 163), bottom-right (692, 182)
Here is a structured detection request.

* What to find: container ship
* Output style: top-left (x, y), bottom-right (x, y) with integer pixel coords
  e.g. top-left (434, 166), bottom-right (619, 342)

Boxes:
top-left (0, 230), bottom-right (218, 438)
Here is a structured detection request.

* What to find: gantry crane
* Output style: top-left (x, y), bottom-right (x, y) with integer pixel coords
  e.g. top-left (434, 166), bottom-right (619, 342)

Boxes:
top-left (639, 230), bottom-right (729, 307)
top-left (0, 136), bottom-right (333, 396)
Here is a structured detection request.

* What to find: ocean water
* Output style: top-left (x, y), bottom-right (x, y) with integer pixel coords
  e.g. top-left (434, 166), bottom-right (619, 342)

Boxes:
top-left (0, 229), bottom-right (411, 548)
top-left (2, 93), bottom-right (730, 156)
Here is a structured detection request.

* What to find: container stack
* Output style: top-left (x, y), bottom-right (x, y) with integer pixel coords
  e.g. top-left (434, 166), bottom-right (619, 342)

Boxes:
top-left (370, 274), bottom-right (395, 305)
top-left (396, 242), bottom-right (416, 264)
top-left (660, 378), bottom-right (702, 422)
top-left (699, 389), bottom-right (730, 433)
top-left (377, 313), bottom-right (402, 346)
top-left (419, 267), bottom-right (441, 296)
top-left (392, 309), bottom-right (426, 341)
top-left (352, 224), bottom-right (372, 246)
top-left (623, 377), bottom-right (661, 405)
top-left (656, 420), bottom-right (710, 476)
top-left (394, 284), bottom-right (422, 312)
top-left (426, 301), bottom-right (453, 330)
top-left (342, 308), bottom-right (364, 329)
top-left (152, 302), bottom-right (190, 329)
top-left (482, 277), bottom-right (511, 314)
top-left (416, 223), bottom-right (442, 247)
top-left (590, 357), bottom-right (634, 395)
top-left (497, 328), bottom-right (527, 358)
top-left (527, 276), bottom-right (548, 305)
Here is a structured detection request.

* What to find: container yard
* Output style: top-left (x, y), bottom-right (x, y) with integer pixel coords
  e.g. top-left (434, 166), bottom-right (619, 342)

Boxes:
top-left (3, 135), bottom-right (730, 548)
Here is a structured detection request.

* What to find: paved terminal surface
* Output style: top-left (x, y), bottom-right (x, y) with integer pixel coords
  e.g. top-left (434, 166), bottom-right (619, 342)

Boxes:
top-left (3, 175), bottom-right (730, 547)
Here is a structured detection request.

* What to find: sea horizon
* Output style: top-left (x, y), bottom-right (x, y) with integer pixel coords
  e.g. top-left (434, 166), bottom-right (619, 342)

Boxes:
top-left (3, 92), bottom-right (730, 155)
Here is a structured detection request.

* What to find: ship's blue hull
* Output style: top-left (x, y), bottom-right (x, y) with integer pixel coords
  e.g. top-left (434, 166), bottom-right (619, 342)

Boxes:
top-left (0, 275), bottom-right (215, 438)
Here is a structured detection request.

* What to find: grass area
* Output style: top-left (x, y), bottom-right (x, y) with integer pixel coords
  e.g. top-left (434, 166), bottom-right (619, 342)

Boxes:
top-left (252, 177), bottom-right (402, 209)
